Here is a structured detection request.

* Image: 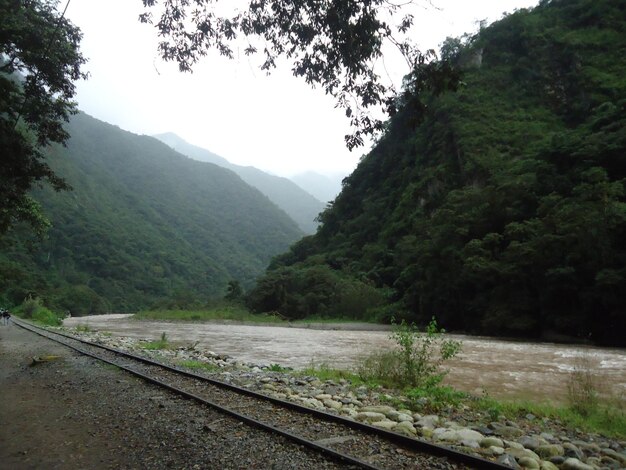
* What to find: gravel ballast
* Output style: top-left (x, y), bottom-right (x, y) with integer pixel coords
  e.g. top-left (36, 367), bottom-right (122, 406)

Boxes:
top-left (0, 323), bottom-right (350, 469)
top-left (3, 322), bottom-right (625, 470)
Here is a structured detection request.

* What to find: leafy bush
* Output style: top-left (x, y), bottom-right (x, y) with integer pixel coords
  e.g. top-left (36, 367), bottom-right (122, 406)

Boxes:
top-left (335, 280), bottom-right (386, 320)
top-left (15, 296), bottom-right (65, 326)
top-left (357, 348), bottom-right (403, 385)
top-left (32, 306), bottom-right (64, 326)
top-left (224, 280), bottom-right (244, 303)
top-left (359, 317), bottom-right (462, 388)
top-left (20, 295), bottom-right (42, 318)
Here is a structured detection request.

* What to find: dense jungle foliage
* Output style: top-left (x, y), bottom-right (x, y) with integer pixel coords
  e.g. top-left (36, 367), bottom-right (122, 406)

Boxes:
top-left (0, 112), bottom-right (303, 313)
top-left (247, 0), bottom-right (626, 346)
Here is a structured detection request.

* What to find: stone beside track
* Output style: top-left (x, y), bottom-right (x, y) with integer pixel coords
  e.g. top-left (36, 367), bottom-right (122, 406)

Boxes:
top-left (58, 325), bottom-right (626, 470)
top-left (0, 323), bottom-right (353, 469)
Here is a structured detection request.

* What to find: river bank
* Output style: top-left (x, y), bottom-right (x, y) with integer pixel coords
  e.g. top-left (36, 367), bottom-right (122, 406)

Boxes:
top-left (64, 314), bottom-right (626, 404)
top-left (52, 324), bottom-right (626, 469)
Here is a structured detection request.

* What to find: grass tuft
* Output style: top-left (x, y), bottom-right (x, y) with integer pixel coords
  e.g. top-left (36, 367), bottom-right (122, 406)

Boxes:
top-left (142, 332), bottom-right (171, 350)
top-left (567, 356), bottom-right (599, 416)
top-left (299, 362), bottom-right (366, 385)
top-left (475, 395), bottom-right (626, 439)
top-left (267, 363), bottom-right (291, 372)
top-left (75, 323), bottom-right (95, 333)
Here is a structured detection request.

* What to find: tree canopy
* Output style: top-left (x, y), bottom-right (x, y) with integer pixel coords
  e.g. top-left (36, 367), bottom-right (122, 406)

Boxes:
top-left (0, 0), bottom-right (87, 235)
top-left (247, 0), bottom-right (626, 346)
top-left (139, 0), bottom-right (460, 149)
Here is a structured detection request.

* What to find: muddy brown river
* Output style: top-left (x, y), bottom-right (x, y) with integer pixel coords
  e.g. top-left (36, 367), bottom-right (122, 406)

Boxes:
top-left (64, 314), bottom-right (625, 404)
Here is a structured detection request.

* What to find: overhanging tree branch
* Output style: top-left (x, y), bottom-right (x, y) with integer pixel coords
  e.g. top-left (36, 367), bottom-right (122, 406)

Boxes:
top-left (139, 0), bottom-right (460, 150)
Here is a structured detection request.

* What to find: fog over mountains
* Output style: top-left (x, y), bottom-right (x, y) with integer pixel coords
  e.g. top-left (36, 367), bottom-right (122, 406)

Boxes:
top-left (290, 171), bottom-right (344, 203)
top-left (154, 133), bottom-right (326, 234)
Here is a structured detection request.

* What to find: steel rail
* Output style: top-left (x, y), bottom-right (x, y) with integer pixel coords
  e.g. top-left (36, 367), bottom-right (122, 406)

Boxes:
top-left (14, 319), bottom-right (511, 470)
top-left (14, 319), bottom-right (377, 470)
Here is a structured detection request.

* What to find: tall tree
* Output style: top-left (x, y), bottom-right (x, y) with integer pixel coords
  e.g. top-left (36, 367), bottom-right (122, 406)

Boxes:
top-left (0, 0), bottom-right (87, 235)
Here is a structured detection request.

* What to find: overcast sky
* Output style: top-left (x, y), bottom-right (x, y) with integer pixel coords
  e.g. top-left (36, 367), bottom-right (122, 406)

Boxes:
top-left (65, 0), bottom-right (538, 178)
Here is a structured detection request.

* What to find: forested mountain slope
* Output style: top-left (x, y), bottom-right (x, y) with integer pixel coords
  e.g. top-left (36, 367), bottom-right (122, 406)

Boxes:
top-left (154, 132), bottom-right (230, 167)
top-left (247, 0), bottom-right (626, 346)
top-left (153, 133), bottom-right (325, 233)
top-left (0, 112), bottom-right (303, 313)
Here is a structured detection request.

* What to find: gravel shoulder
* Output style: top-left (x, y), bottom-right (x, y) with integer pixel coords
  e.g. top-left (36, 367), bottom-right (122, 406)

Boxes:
top-left (0, 322), bottom-right (347, 470)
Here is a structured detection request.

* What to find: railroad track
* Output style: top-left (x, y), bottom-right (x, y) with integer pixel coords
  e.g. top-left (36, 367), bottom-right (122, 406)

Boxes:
top-left (14, 319), bottom-right (510, 470)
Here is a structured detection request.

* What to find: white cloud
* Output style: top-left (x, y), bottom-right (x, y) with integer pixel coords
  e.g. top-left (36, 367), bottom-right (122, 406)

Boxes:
top-left (66, 0), bottom-right (538, 178)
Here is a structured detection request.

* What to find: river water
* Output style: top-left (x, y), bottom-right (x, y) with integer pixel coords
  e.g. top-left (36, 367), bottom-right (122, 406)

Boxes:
top-left (64, 314), bottom-right (626, 404)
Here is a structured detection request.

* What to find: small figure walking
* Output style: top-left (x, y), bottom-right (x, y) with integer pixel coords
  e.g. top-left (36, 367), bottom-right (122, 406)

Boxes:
top-left (1, 309), bottom-right (10, 325)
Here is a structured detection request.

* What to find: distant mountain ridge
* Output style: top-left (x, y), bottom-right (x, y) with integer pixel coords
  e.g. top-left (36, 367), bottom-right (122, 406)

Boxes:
top-left (290, 171), bottom-right (344, 203)
top-left (0, 112), bottom-right (303, 313)
top-left (154, 133), bottom-right (324, 233)
top-left (154, 132), bottom-right (230, 167)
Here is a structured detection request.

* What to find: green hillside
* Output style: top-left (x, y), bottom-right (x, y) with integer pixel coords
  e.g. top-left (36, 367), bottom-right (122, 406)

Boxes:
top-left (154, 133), bottom-right (325, 233)
top-left (0, 112), bottom-right (303, 313)
top-left (247, 0), bottom-right (626, 346)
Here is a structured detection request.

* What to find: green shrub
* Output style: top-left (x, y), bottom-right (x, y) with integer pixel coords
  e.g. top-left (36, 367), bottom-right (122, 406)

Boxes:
top-left (358, 350), bottom-right (405, 387)
top-left (246, 263), bottom-right (389, 320)
top-left (143, 332), bottom-right (170, 350)
top-left (20, 295), bottom-right (42, 318)
top-left (15, 296), bottom-right (65, 326)
top-left (32, 306), bottom-right (64, 326)
top-left (224, 280), bottom-right (244, 303)
top-left (567, 357), bottom-right (599, 416)
top-left (334, 280), bottom-right (386, 320)
top-left (359, 317), bottom-right (462, 388)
